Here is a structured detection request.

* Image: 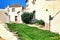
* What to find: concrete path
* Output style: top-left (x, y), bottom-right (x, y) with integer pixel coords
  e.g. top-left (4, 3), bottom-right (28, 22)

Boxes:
top-left (0, 24), bottom-right (18, 40)
top-left (28, 24), bottom-right (49, 30)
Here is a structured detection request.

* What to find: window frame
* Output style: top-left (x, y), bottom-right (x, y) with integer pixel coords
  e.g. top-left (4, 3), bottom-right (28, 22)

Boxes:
top-left (12, 8), bottom-right (15, 12)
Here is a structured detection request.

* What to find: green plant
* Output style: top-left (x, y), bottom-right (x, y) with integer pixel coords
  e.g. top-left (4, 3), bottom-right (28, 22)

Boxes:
top-left (21, 12), bottom-right (34, 24)
top-left (34, 19), bottom-right (45, 26)
top-left (39, 19), bottom-right (45, 26)
top-left (34, 19), bottom-right (40, 25)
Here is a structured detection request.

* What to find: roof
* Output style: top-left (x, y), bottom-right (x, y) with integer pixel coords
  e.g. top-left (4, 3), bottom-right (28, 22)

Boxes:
top-left (9, 4), bottom-right (20, 7)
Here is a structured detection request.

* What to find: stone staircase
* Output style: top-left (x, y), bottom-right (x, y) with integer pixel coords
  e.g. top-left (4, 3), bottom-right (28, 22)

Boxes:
top-left (0, 24), bottom-right (18, 40)
top-left (0, 11), bottom-right (9, 23)
top-left (0, 13), bottom-right (4, 23)
top-left (0, 10), bottom-right (18, 40)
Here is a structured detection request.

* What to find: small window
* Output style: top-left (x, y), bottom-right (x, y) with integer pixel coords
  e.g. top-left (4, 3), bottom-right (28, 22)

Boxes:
top-left (46, 9), bottom-right (48, 11)
top-left (12, 8), bottom-right (15, 12)
top-left (22, 7), bottom-right (24, 10)
top-left (17, 11), bottom-right (20, 14)
top-left (7, 8), bottom-right (10, 12)
top-left (33, 10), bottom-right (36, 13)
top-left (5, 13), bottom-right (8, 16)
top-left (33, 10), bottom-right (35, 18)
top-left (15, 16), bottom-right (17, 21)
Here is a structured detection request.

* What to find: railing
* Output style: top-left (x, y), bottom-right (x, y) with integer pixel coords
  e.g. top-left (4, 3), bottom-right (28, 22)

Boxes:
top-left (49, 11), bottom-right (60, 20)
top-left (53, 11), bottom-right (60, 19)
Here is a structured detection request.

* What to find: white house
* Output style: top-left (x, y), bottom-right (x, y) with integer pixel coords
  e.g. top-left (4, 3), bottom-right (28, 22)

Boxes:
top-left (25, 0), bottom-right (60, 34)
top-left (5, 4), bottom-right (23, 23)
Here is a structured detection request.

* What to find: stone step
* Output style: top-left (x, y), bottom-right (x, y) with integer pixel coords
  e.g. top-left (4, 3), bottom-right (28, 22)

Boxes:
top-left (0, 13), bottom-right (6, 23)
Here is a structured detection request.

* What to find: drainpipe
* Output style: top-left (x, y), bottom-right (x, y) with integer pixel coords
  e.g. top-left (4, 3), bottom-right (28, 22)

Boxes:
top-left (49, 15), bottom-right (53, 30)
top-left (53, 11), bottom-right (60, 19)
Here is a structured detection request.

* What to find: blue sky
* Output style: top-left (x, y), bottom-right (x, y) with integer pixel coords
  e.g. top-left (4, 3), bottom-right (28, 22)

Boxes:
top-left (0, 0), bottom-right (26, 9)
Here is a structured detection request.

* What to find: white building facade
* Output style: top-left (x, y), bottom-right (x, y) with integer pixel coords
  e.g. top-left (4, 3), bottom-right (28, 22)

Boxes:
top-left (5, 4), bottom-right (23, 23)
top-left (26, 0), bottom-right (60, 34)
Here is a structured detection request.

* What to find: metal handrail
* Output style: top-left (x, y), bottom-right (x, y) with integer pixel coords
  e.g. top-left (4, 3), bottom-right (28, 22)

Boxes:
top-left (53, 11), bottom-right (60, 19)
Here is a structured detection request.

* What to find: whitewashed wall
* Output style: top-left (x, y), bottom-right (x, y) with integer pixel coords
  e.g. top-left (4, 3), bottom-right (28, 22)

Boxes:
top-left (6, 7), bottom-right (23, 23)
top-left (35, 0), bottom-right (55, 23)
top-left (50, 12), bottom-right (60, 34)
top-left (25, 0), bottom-right (35, 12)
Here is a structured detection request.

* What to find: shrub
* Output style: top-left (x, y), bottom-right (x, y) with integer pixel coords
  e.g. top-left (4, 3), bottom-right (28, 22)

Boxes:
top-left (34, 19), bottom-right (45, 26)
top-left (39, 19), bottom-right (45, 26)
top-left (21, 12), bottom-right (34, 24)
top-left (34, 19), bottom-right (40, 25)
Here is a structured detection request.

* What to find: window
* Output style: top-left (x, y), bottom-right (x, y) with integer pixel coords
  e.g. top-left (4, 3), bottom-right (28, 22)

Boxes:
top-left (33, 10), bottom-right (36, 20)
top-left (46, 9), bottom-right (48, 11)
top-left (33, 10), bottom-right (35, 13)
top-left (5, 13), bottom-right (8, 16)
top-left (15, 16), bottom-right (17, 21)
top-left (22, 7), bottom-right (24, 10)
top-left (7, 8), bottom-right (10, 12)
top-left (17, 11), bottom-right (20, 14)
top-left (12, 8), bottom-right (15, 12)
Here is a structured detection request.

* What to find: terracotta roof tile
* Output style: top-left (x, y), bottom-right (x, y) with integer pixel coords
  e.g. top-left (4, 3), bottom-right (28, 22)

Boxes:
top-left (9, 4), bottom-right (20, 7)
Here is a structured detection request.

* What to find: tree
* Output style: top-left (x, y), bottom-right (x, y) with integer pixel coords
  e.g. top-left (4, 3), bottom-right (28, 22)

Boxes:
top-left (21, 12), bottom-right (34, 24)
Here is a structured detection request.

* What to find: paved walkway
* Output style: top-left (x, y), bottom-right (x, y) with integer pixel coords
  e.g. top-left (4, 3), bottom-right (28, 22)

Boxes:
top-left (28, 23), bottom-right (49, 30)
top-left (0, 24), bottom-right (18, 40)
top-left (0, 10), bottom-right (18, 40)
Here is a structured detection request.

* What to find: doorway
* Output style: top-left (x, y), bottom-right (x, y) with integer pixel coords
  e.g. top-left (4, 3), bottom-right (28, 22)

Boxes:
top-left (15, 16), bottom-right (18, 21)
